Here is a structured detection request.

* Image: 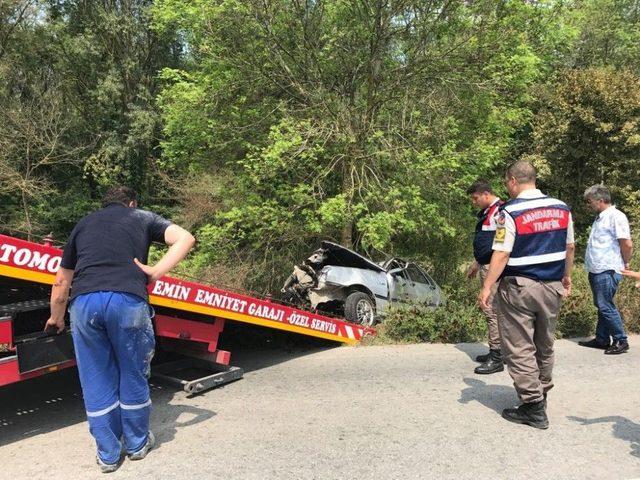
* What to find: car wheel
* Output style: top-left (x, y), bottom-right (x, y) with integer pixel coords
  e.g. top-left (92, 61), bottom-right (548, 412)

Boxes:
top-left (344, 291), bottom-right (376, 327)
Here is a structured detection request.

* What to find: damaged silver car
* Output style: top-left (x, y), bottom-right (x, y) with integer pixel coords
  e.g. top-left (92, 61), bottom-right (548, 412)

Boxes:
top-left (281, 241), bottom-right (443, 327)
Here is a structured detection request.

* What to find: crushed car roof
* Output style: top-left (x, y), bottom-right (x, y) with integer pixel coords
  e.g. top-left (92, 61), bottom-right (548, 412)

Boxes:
top-left (320, 241), bottom-right (386, 273)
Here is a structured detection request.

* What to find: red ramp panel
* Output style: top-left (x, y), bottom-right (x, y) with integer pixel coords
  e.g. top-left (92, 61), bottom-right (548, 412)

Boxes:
top-left (0, 233), bottom-right (375, 390)
top-left (0, 234), bottom-right (375, 345)
top-left (149, 278), bottom-right (374, 344)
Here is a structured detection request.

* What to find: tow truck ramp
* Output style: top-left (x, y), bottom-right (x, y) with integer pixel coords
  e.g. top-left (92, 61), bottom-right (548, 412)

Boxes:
top-left (0, 234), bottom-right (375, 393)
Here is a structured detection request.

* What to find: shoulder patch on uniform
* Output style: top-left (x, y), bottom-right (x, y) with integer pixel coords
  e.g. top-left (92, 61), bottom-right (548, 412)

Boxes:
top-left (497, 211), bottom-right (506, 226)
top-left (495, 227), bottom-right (506, 242)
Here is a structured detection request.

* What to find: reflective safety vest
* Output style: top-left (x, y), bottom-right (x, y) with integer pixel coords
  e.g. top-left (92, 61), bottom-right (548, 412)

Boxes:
top-left (501, 196), bottom-right (571, 281)
top-left (473, 199), bottom-right (503, 265)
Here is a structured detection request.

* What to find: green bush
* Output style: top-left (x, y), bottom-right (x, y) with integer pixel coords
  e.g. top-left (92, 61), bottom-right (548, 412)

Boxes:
top-left (371, 267), bottom-right (640, 345)
top-left (555, 269), bottom-right (597, 339)
top-left (616, 274), bottom-right (640, 334)
top-left (373, 275), bottom-right (487, 344)
top-left (618, 216), bottom-right (640, 334)
top-left (558, 267), bottom-right (640, 338)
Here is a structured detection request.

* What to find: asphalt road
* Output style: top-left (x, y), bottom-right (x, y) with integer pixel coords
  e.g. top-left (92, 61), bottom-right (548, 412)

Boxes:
top-left (1, 336), bottom-right (639, 480)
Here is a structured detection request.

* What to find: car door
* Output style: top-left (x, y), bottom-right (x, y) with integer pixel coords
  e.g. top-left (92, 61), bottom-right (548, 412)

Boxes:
top-left (405, 264), bottom-right (438, 306)
top-left (419, 268), bottom-right (442, 306)
top-left (388, 268), bottom-right (414, 303)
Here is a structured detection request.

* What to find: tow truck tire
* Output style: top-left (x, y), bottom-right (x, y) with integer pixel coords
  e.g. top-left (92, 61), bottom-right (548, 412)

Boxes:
top-left (344, 291), bottom-right (376, 327)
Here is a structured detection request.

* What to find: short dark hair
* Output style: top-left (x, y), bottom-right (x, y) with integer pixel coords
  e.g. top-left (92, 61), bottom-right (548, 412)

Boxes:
top-left (505, 160), bottom-right (536, 184)
top-left (101, 186), bottom-right (138, 207)
top-left (466, 179), bottom-right (493, 195)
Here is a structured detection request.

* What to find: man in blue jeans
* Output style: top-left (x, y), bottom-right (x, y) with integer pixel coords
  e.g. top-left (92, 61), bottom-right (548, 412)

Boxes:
top-left (579, 185), bottom-right (633, 355)
top-left (45, 186), bottom-right (195, 473)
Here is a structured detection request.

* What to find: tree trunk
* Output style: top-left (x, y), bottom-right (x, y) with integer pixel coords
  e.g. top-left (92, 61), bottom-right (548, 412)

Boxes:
top-left (340, 157), bottom-right (353, 248)
top-left (21, 189), bottom-right (32, 241)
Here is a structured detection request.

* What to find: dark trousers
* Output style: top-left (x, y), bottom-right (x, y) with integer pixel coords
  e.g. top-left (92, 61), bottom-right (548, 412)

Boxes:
top-left (588, 271), bottom-right (627, 343)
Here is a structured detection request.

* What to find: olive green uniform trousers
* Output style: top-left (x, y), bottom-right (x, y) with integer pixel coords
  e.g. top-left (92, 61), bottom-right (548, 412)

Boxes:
top-left (497, 276), bottom-right (564, 403)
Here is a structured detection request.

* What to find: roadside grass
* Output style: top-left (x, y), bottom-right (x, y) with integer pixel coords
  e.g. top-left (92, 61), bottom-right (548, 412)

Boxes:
top-left (364, 268), bottom-right (640, 345)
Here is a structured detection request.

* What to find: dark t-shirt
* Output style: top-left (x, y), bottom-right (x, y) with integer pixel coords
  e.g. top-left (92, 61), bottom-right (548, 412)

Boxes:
top-left (61, 204), bottom-right (173, 301)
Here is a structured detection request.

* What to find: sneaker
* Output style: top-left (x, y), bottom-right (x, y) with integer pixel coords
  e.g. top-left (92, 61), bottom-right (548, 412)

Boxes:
top-left (96, 456), bottom-right (120, 474)
top-left (128, 431), bottom-right (155, 461)
top-left (604, 340), bottom-right (629, 355)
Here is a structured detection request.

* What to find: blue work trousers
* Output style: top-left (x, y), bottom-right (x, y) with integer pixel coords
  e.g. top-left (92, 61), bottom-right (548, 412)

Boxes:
top-left (588, 271), bottom-right (628, 343)
top-left (70, 291), bottom-right (155, 464)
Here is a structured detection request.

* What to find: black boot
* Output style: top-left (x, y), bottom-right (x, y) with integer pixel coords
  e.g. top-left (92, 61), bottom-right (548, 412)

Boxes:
top-left (475, 352), bottom-right (490, 363)
top-left (502, 400), bottom-right (549, 429)
top-left (474, 349), bottom-right (504, 374)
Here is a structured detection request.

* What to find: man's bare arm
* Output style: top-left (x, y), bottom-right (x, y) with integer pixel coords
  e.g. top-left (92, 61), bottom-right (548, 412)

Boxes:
top-left (621, 268), bottom-right (640, 288)
top-left (562, 243), bottom-right (575, 297)
top-left (477, 251), bottom-right (510, 309)
top-left (467, 260), bottom-right (480, 279)
top-left (134, 224), bottom-right (196, 282)
top-left (619, 238), bottom-right (633, 268)
top-left (45, 267), bottom-right (74, 333)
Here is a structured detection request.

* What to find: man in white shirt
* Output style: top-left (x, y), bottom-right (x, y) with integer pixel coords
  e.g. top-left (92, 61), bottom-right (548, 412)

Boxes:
top-left (579, 185), bottom-right (633, 355)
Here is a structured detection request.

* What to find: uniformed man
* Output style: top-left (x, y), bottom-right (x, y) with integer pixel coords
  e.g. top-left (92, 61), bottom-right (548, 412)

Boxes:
top-left (466, 179), bottom-right (504, 374)
top-left (478, 161), bottom-right (575, 429)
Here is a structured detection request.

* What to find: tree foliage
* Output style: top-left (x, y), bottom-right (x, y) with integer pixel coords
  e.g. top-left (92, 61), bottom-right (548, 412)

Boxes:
top-left (0, 0), bottom-right (182, 238)
top-left (526, 67), bottom-right (640, 232)
top-left (0, 0), bottom-right (639, 304)
top-left (152, 0), bottom-right (571, 289)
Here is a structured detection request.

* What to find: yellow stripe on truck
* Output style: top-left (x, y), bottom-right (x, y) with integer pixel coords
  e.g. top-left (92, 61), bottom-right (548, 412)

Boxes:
top-left (149, 295), bottom-right (357, 344)
top-left (0, 264), bottom-right (55, 285)
top-left (0, 265), bottom-right (357, 344)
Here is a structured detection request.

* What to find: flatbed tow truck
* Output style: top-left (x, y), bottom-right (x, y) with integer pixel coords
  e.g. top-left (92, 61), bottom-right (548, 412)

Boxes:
top-left (0, 233), bottom-right (375, 394)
